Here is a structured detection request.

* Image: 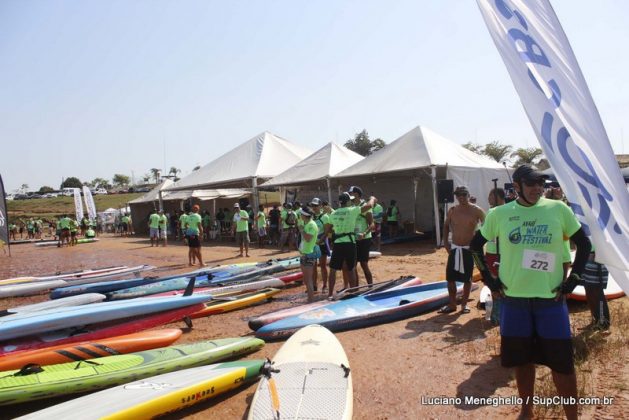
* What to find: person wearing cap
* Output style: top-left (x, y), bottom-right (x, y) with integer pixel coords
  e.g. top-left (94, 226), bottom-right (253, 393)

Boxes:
top-left (470, 164), bottom-right (591, 420)
top-left (148, 209), bottom-right (161, 247)
top-left (232, 202), bottom-right (250, 257)
top-left (298, 206), bottom-right (320, 302)
top-left (185, 204), bottom-right (205, 267)
top-left (325, 191), bottom-right (376, 298)
top-left (440, 185), bottom-right (485, 314)
top-left (254, 205), bottom-right (267, 248)
top-left (310, 197), bottom-right (331, 293)
top-left (278, 203), bottom-right (296, 252)
top-left (385, 199), bottom-right (400, 238)
top-left (372, 199), bottom-right (384, 251)
top-left (158, 210), bottom-right (168, 247)
top-left (349, 186), bottom-right (375, 285)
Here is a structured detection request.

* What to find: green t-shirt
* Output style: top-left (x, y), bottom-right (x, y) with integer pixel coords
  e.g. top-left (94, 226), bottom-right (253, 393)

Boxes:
top-left (480, 197), bottom-right (581, 298)
top-left (329, 205), bottom-right (361, 244)
top-left (280, 209), bottom-right (291, 229)
top-left (388, 206), bottom-right (399, 222)
top-left (70, 219), bottom-right (79, 232)
top-left (122, 216), bottom-right (130, 224)
top-left (149, 213), bottom-right (161, 229)
top-left (373, 203), bottom-right (384, 223)
top-left (299, 219), bottom-right (319, 255)
top-left (179, 214), bottom-right (188, 230)
top-left (234, 210), bottom-right (249, 232)
top-left (313, 211), bottom-right (330, 244)
top-left (159, 214), bottom-right (167, 228)
top-left (202, 214), bottom-right (211, 227)
top-left (355, 203), bottom-right (372, 240)
top-left (58, 217), bottom-right (71, 230)
top-left (186, 213), bottom-right (202, 235)
top-left (257, 211), bottom-right (266, 228)
top-left (295, 208), bottom-right (304, 229)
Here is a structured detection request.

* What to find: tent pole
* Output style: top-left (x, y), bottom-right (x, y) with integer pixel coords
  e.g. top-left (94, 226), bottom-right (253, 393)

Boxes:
top-left (431, 165), bottom-right (441, 247)
top-left (326, 177), bottom-right (332, 204)
top-left (413, 178), bottom-right (418, 231)
top-left (158, 190), bottom-right (164, 212)
top-left (252, 177), bottom-right (259, 211)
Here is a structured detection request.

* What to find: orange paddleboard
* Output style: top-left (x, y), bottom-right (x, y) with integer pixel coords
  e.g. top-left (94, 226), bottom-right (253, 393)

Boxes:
top-left (0, 329), bottom-right (182, 371)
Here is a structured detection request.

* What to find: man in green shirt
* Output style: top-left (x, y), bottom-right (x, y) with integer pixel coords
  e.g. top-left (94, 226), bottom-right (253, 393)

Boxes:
top-left (298, 206), bottom-right (319, 303)
top-left (471, 165), bottom-right (591, 420)
top-left (178, 211), bottom-right (188, 242)
top-left (158, 210), bottom-right (168, 247)
top-left (148, 209), bottom-right (161, 247)
top-left (386, 199), bottom-right (400, 238)
top-left (232, 203), bottom-right (250, 257)
top-left (325, 192), bottom-right (376, 298)
top-left (185, 204), bottom-right (205, 267)
top-left (202, 211), bottom-right (211, 242)
top-left (349, 186), bottom-right (375, 285)
top-left (57, 215), bottom-right (71, 247)
top-left (279, 203), bottom-right (296, 252)
top-left (372, 201), bottom-right (384, 251)
top-left (311, 197), bottom-right (331, 293)
top-left (70, 218), bottom-right (79, 246)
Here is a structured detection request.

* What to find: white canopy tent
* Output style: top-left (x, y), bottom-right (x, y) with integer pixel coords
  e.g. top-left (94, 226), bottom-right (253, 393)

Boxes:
top-left (261, 142), bottom-right (364, 203)
top-left (164, 131), bottom-right (312, 209)
top-left (334, 126), bottom-right (513, 245)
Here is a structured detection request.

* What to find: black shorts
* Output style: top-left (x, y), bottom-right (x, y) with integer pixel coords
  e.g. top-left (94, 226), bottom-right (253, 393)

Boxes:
top-left (387, 221), bottom-right (398, 226)
top-left (446, 248), bottom-right (474, 283)
top-left (500, 296), bottom-right (574, 374)
top-left (329, 242), bottom-right (356, 271)
top-left (187, 235), bottom-right (201, 248)
top-left (356, 238), bottom-right (371, 262)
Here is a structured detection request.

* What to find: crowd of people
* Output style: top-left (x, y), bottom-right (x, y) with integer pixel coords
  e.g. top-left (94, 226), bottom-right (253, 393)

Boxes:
top-left (7, 216), bottom-right (99, 246)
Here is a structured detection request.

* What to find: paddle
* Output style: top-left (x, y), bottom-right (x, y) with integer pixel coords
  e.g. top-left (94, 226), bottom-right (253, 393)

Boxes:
top-left (261, 359), bottom-right (281, 420)
top-left (336, 275), bottom-right (415, 298)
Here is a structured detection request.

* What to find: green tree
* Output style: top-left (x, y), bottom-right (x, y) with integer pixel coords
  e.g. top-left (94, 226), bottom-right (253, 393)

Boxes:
top-left (150, 168), bottom-right (161, 183)
top-left (344, 130), bottom-right (385, 156)
top-left (90, 177), bottom-right (111, 189)
top-left (511, 147), bottom-right (544, 167)
top-left (142, 173), bottom-right (151, 183)
top-left (462, 142), bottom-right (483, 154)
top-left (60, 177), bottom-right (82, 189)
top-left (483, 141), bottom-right (513, 163)
top-left (112, 174), bottom-right (130, 187)
top-left (38, 186), bottom-right (55, 193)
top-left (168, 167), bottom-right (181, 181)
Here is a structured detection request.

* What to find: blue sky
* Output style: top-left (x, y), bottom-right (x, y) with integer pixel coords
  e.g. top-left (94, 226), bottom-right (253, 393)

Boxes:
top-left (1, 0), bottom-right (627, 192)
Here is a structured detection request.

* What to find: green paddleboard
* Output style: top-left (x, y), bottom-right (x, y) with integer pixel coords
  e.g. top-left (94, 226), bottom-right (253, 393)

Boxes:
top-left (0, 337), bottom-right (264, 406)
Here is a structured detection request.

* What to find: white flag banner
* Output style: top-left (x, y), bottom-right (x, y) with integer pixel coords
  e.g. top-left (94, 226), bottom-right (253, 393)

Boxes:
top-left (82, 186), bottom-right (97, 221)
top-left (73, 188), bottom-right (84, 221)
top-left (477, 0), bottom-right (629, 294)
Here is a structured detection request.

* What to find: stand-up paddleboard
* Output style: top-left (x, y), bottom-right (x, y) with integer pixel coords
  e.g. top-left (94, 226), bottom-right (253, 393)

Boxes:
top-left (0, 304), bottom-right (204, 356)
top-left (248, 325), bottom-right (352, 420)
top-left (1, 293), bottom-right (106, 316)
top-left (248, 276), bottom-right (422, 331)
top-left (190, 288), bottom-right (281, 319)
top-left (0, 294), bottom-right (211, 341)
top-left (19, 360), bottom-right (265, 419)
top-left (256, 281), bottom-right (477, 340)
top-left (0, 265), bottom-right (129, 285)
top-left (0, 329), bottom-right (183, 371)
top-left (35, 238), bottom-right (99, 247)
top-left (0, 337), bottom-right (264, 406)
top-left (9, 239), bottom-right (57, 246)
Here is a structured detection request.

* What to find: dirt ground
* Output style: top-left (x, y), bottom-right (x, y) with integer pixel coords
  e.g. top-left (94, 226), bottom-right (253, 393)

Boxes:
top-left (1, 235), bottom-right (627, 419)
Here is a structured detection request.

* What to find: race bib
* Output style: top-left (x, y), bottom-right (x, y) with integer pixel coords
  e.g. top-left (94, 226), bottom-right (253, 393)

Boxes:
top-left (522, 249), bottom-right (556, 273)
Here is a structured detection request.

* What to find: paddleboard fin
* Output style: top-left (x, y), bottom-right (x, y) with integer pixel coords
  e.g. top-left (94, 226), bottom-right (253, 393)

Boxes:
top-left (183, 276), bottom-right (196, 296)
top-left (183, 316), bottom-right (193, 328)
top-left (341, 363), bottom-right (351, 378)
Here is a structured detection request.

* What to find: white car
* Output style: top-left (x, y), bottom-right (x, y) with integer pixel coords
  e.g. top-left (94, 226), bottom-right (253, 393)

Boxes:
top-left (93, 188), bottom-right (108, 195)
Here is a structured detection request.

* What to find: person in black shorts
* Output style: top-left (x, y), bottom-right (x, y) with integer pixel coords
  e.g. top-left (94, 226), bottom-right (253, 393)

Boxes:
top-left (348, 186), bottom-right (375, 285)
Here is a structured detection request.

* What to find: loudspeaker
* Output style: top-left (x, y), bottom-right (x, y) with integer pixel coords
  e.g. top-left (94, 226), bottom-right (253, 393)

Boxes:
top-left (437, 179), bottom-right (454, 203)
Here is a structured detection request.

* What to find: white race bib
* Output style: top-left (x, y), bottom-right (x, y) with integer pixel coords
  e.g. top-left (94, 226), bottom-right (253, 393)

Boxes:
top-left (522, 249), bottom-right (556, 273)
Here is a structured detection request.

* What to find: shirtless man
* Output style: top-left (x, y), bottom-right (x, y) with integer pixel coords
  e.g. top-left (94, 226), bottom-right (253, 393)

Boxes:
top-left (440, 186), bottom-right (485, 313)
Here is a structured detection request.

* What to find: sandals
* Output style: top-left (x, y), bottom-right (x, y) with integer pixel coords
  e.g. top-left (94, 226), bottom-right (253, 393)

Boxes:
top-left (461, 306), bottom-right (471, 314)
top-left (438, 305), bottom-right (456, 314)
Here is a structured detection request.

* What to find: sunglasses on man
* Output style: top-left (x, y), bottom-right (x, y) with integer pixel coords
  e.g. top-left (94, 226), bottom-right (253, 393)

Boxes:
top-left (522, 178), bottom-right (545, 187)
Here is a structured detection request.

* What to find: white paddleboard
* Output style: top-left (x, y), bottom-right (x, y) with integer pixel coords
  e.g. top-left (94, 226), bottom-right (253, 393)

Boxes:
top-left (248, 324), bottom-right (352, 420)
top-left (4, 293), bottom-right (106, 315)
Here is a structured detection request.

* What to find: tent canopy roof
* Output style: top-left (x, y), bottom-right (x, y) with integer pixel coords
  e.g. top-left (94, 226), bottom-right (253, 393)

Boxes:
top-left (165, 131), bottom-right (312, 191)
top-left (261, 142), bottom-right (364, 187)
top-left (335, 126), bottom-right (504, 178)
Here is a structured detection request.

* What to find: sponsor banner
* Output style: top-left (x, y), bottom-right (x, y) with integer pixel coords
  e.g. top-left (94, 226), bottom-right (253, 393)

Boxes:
top-left (73, 188), bottom-right (84, 221)
top-left (477, 0), bottom-right (629, 293)
top-left (0, 175), bottom-right (8, 247)
top-left (82, 186), bottom-right (97, 221)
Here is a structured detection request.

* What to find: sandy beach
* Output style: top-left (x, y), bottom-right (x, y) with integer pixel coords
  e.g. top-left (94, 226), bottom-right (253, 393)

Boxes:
top-left (0, 235), bottom-right (627, 419)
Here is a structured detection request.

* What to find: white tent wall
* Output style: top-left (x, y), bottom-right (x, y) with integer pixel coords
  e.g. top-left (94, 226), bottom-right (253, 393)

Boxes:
top-left (447, 167), bottom-right (513, 210)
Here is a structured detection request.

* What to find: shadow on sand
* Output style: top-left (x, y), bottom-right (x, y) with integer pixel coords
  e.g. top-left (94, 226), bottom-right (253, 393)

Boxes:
top-left (454, 356), bottom-right (513, 410)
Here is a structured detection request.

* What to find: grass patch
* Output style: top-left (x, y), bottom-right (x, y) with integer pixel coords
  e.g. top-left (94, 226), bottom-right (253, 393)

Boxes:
top-left (7, 193), bottom-right (143, 220)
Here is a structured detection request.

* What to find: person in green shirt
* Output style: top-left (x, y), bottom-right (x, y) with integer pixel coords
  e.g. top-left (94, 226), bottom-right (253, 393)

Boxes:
top-left (148, 210), bottom-right (161, 247)
top-left (178, 211), bottom-right (189, 242)
top-left (471, 165), bottom-right (591, 420)
top-left (372, 201), bottom-right (384, 251)
top-left (298, 206), bottom-right (320, 303)
top-left (325, 192), bottom-right (376, 298)
top-left (310, 197), bottom-right (330, 293)
top-left (185, 204), bottom-right (205, 267)
top-left (385, 199), bottom-right (400, 239)
top-left (70, 218), bottom-right (79, 246)
top-left (202, 211), bottom-right (211, 242)
top-left (279, 203), bottom-right (296, 252)
top-left (57, 215), bottom-right (71, 247)
top-left (232, 203), bottom-right (250, 257)
top-left (254, 205), bottom-right (267, 248)
top-left (348, 186), bottom-right (375, 285)
top-left (158, 210), bottom-right (168, 247)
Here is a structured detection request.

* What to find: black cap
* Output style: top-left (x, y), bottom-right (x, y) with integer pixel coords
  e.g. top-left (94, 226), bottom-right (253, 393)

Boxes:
top-left (512, 164), bottom-right (549, 183)
top-left (339, 192), bottom-right (354, 203)
top-left (348, 185), bottom-right (363, 196)
top-left (285, 203), bottom-right (292, 209)
top-left (301, 206), bottom-right (314, 217)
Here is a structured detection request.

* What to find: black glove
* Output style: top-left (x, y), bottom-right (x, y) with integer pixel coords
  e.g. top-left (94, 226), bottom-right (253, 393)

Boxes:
top-left (553, 272), bottom-right (580, 295)
top-left (485, 274), bottom-right (506, 293)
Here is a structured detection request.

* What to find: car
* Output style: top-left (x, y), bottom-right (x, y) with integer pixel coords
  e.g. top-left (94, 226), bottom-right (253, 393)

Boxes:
top-left (92, 188), bottom-right (108, 195)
